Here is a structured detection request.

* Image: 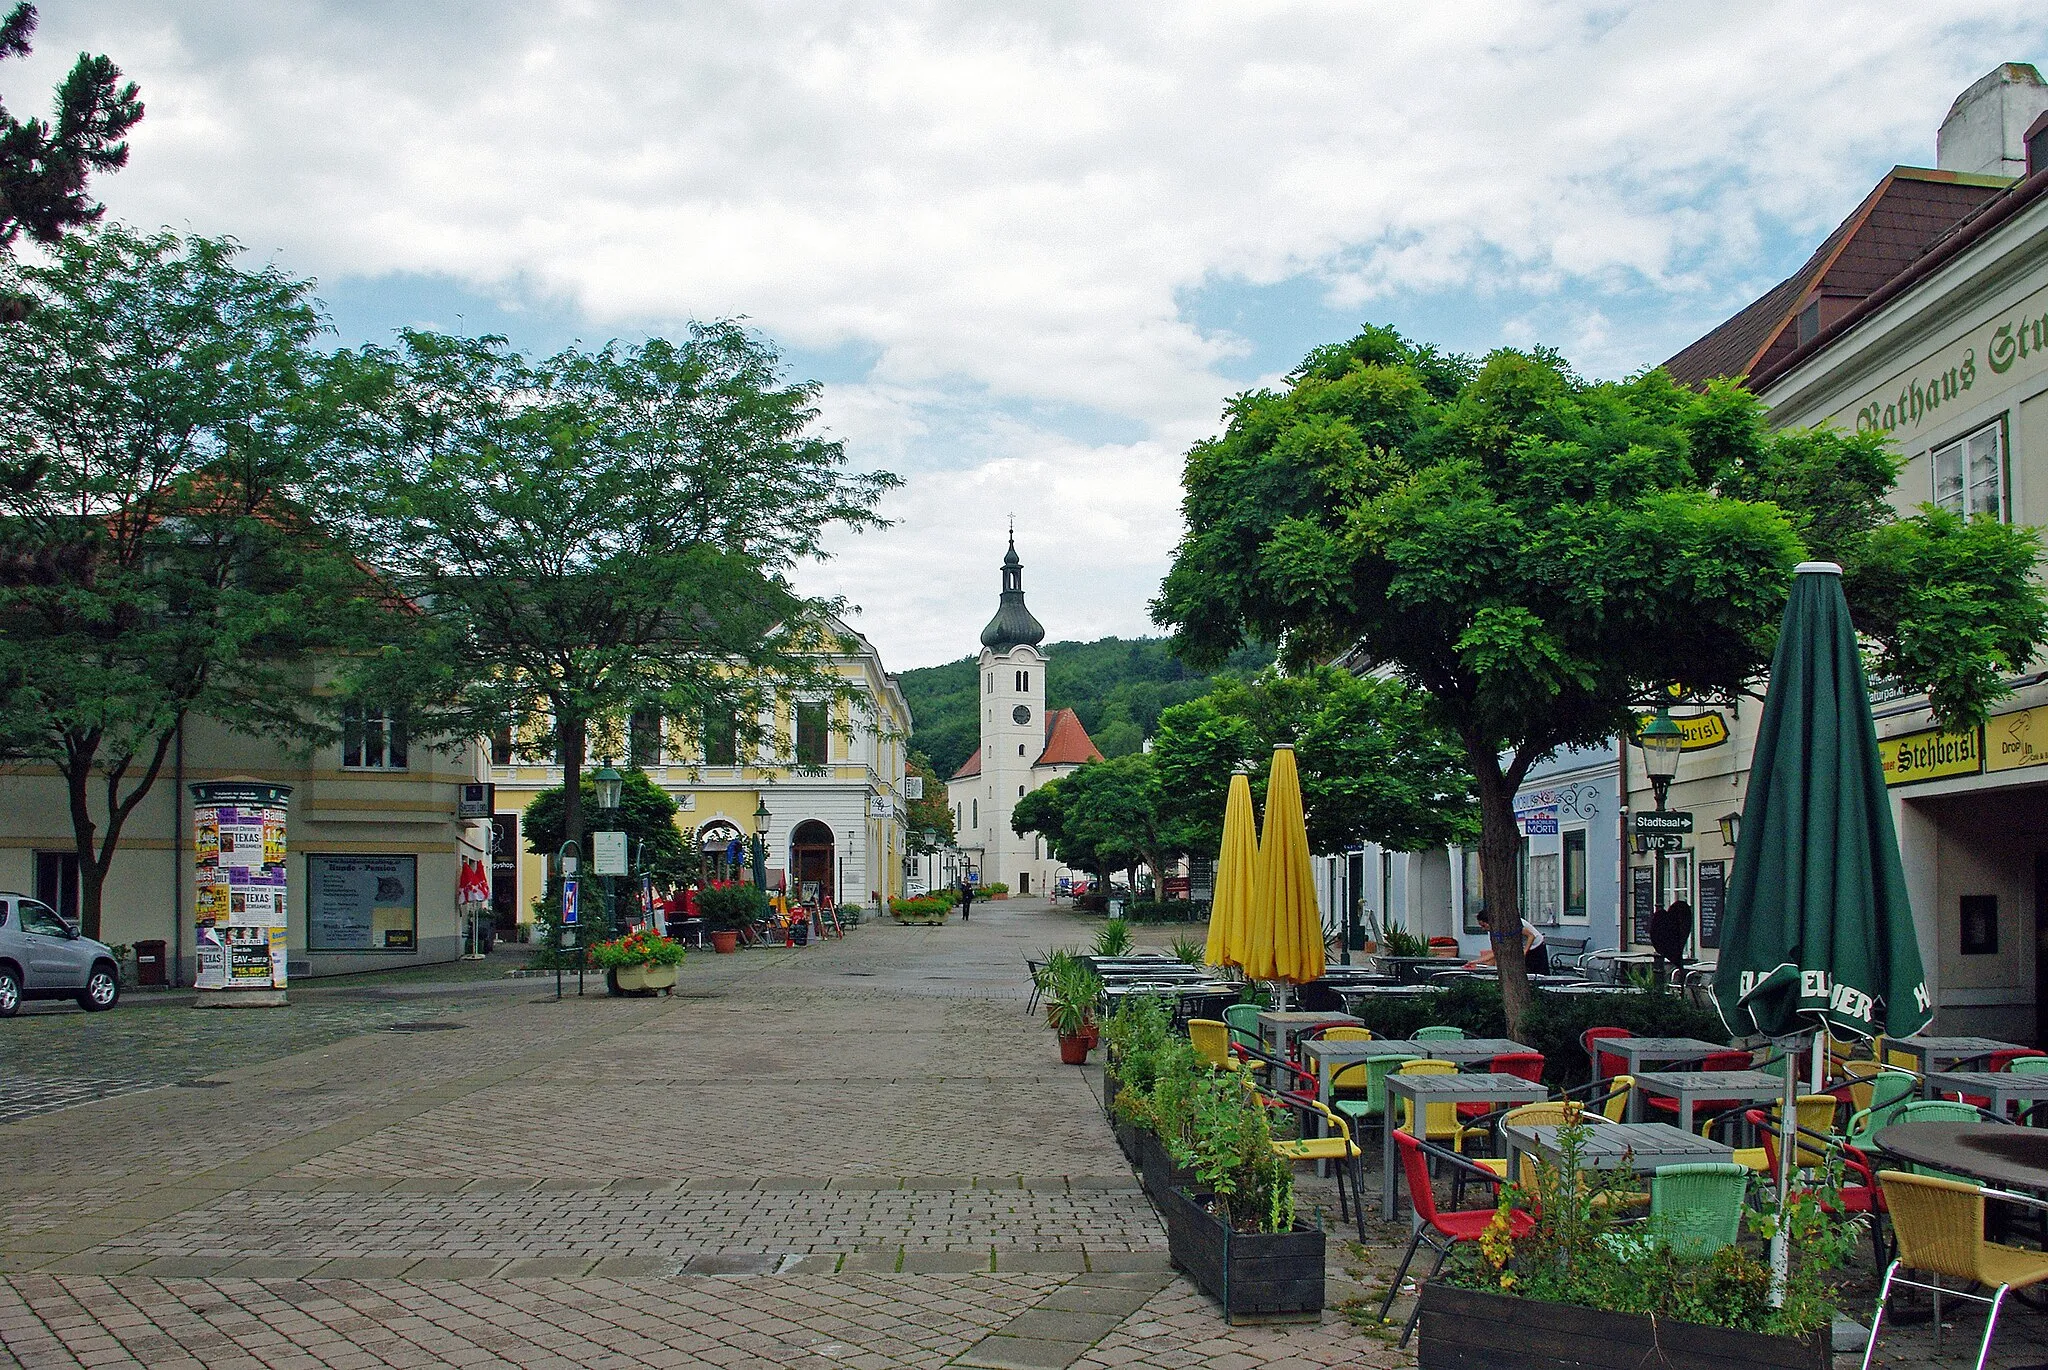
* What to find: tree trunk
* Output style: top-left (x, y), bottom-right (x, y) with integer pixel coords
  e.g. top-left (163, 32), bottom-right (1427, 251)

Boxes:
top-left (60, 725), bottom-right (175, 941)
top-left (559, 710), bottom-right (587, 854)
top-left (1473, 761), bottom-right (1535, 1038)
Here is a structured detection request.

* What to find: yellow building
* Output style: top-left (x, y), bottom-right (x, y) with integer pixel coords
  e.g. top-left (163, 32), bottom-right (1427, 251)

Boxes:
top-left (488, 618), bottom-right (913, 928)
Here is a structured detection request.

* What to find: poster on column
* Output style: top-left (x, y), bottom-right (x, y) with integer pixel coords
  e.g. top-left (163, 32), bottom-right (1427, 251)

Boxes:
top-left (190, 780), bottom-right (293, 992)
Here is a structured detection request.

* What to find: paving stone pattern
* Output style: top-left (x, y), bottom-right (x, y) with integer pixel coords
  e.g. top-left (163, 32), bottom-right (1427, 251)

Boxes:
top-left (0, 901), bottom-right (1391, 1367)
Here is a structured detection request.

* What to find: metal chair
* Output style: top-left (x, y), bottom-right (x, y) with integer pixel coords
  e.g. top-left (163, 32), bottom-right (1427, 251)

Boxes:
top-left (1187, 1019), bottom-right (1241, 1073)
top-left (1648, 1162), bottom-right (1749, 1258)
top-left (1380, 1130), bottom-right (1535, 1347)
top-left (1865, 1171), bottom-right (2048, 1370)
top-left (1266, 1096), bottom-right (1367, 1241)
top-left (1222, 1001), bottom-right (1263, 1052)
top-left (1581, 1026), bottom-right (1632, 1082)
top-left (1331, 1052), bottom-right (1422, 1144)
top-left (1413, 1025), bottom-right (1465, 1041)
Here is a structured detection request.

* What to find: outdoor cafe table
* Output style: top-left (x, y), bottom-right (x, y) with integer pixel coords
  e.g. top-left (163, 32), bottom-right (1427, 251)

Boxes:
top-left (1382, 1073), bottom-right (1547, 1219)
top-left (1298, 1037), bottom-right (1426, 1107)
top-left (1627, 1070), bottom-right (1789, 1131)
top-left (1876, 1121), bottom-right (2048, 1191)
top-left (1885, 1036), bottom-right (2032, 1093)
top-left (1257, 1010), bottom-right (1362, 1061)
top-left (1603, 1037), bottom-right (1726, 1075)
top-left (1924, 1071), bottom-right (2048, 1121)
top-left (1414, 1037), bottom-right (1537, 1066)
top-left (1504, 1121), bottom-right (1733, 1182)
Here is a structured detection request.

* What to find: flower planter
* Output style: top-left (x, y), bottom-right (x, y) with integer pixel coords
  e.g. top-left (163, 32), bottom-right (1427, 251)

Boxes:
top-left (709, 930), bottom-right (739, 953)
top-left (1414, 1282), bottom-right (1829, 1369)
top-left (1114, 1120), bottom-right (1143, 1163)
top-left (1160, 1184), bottom-right (1324, 1325)
top-left (1136, 1127), bottom-right (1196, 1206)
top-left (1058, 1032), bottom-right (1091, 1065)
top-left (612, 963), bottom-right (678, 995)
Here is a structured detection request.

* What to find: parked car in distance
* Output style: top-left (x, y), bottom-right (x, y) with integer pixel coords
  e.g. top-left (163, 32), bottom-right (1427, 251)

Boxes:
top-left (0, 893), bottom-right (120, 1016)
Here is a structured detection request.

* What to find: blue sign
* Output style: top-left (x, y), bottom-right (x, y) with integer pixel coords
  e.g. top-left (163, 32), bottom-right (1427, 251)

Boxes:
top-left (562, 878), bottom-right (579, 925)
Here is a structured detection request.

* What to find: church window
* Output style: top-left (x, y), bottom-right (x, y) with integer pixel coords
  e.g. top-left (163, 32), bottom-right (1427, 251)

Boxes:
top-left (1023, 671), bottom-right (1030, 692)
top-left (1018, 744), bottom-right (1025, 756)
top-left (972, 799), bottom-right (978, 829)
top-left (1018, 785), bottom-right (1025, 797)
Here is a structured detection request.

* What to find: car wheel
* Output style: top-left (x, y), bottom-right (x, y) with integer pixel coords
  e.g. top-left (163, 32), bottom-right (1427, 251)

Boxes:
top-left (0, 965), bottom-right (19, 1017)
top-left (78, 963), bottom-right (119, 1012)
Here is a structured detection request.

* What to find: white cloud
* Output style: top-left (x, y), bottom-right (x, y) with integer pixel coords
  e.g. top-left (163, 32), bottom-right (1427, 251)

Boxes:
top-left (9, 1), bottom-right (2041, 666)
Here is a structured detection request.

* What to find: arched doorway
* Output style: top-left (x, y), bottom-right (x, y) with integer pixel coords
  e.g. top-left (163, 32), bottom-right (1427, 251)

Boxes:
top-left (698, 820), bottom-right (746, 883)
top-left (790, 820), bottom-right (835, 907)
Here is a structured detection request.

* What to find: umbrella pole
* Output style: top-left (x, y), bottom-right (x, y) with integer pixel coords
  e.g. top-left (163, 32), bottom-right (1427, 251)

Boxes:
top-left (1770, 1033), bottom-right (1803, 1308)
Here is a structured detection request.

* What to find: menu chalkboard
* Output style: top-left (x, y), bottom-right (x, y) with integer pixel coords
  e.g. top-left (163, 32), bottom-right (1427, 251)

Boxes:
top-left (1697, 859), bottom-right (1725, 950)
top-left (1630, 865), bottom-right (1655, 946)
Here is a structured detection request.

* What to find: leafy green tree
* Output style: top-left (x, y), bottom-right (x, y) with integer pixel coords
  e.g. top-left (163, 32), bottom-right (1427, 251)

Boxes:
top-left (522, 768), bottom-right (695, 922)
top-left (330, 324), bottom-right (899, 869)
top-left (904, 751), bottom-right (955, 854)
top-left (1152, 666), bottom-right (1476, 861)
top-left (1013, 754), bottom-right (1180, 892)
top-left (0, 4), bottom-right (143, 321)
top-left (0, 226), bottom-right (387, 936)
top-left (1156, 325), bottom-right (2046, 1032)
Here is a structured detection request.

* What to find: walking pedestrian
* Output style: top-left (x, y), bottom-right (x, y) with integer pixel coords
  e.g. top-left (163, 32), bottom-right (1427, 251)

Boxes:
top-left (958, 879), bottom-right (974, 921)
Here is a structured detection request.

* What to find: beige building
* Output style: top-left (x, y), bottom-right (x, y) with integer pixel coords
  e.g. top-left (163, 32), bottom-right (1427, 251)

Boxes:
top-left (0, 707), bottom-right (491, 985)
top-left (1655, 63), bottom-right (2048, 1040)
top-left (489, 619), bottom-right (913, 926)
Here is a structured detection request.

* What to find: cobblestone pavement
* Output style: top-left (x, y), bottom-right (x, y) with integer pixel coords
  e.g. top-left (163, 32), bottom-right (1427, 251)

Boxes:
top-left (0, 900), bottom-right (1407, 1368)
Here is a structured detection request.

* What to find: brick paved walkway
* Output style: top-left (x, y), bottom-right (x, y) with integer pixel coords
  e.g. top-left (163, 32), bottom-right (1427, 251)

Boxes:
top-left (0, 900), bottom-right (1407, 1368)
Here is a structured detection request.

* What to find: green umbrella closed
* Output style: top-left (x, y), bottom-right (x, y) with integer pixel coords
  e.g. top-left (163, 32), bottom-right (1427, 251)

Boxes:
top-left (1712, 562), bottom-right (1930, 1043)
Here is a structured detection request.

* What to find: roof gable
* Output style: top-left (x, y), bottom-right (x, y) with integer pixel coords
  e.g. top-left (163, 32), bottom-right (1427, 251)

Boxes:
top-left (951, 745), bottom-right (982, 780)
top-left (1036, 708), bottom-right (1104, 767)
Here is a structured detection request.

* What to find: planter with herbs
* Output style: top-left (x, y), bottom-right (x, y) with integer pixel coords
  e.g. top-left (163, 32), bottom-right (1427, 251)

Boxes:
top-left (1419, 1117), bottom-right (1849, 1369)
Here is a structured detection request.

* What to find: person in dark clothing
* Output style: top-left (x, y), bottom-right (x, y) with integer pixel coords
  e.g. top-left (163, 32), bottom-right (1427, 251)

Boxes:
top-left (958, 880), bottom-right (974, 921)
top-left (1468, 905), bottom-right (1550, 974)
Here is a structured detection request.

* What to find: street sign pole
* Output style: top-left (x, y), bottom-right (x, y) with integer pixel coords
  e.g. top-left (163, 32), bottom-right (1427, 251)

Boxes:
top-left (560, 874), bottom-right (580, 1002)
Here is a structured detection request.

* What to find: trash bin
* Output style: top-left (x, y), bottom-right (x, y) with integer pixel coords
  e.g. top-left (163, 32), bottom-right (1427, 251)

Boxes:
top-left (135, 939), bottom-right (167, 987)
top-left (1107, 898), bottom-right (1125, 920)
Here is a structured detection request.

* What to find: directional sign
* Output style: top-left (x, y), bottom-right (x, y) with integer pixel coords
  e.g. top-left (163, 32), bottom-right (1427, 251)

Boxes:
top-left (1636, 834), bottom-right (1687, 854)
top-left (562, 877), bottom-right (580, 925)
top-left (1631, 810), bottom-right (1694, 835)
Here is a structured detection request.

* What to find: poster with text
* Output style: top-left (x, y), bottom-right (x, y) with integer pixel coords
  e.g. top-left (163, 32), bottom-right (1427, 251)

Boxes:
top-left (191, 781), bottom-right (292, 991)
top-left (308, 854), bottom-right (417, 951)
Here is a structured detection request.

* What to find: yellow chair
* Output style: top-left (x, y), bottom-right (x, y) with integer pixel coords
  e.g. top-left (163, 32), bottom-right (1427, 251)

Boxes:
top-left (1838, 1059), bottom-right (1885, 1114)
top-left (1770, 1095), bottom-right (1840, 1168)
top-left (1268, 1098), bottom-right (1365, 1240)
top-left (1398, 1059), bottom-right (1480, 1153)
top-left (1321, 1025), bottom-right (1374, 1042)
top-left (1188, 1019), bottom-right (1240, 1072)
top-left (1865, 1171), bottom-right (2048, 1370)
top-left (1599, 1074), bottom-right (1634, 1121)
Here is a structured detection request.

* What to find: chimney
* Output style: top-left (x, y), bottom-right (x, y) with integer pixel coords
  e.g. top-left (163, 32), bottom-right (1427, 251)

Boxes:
top-left (2031, 109), bottom-right (2048, 178)
top-left (1938, 63), bottom-right (2048, 178)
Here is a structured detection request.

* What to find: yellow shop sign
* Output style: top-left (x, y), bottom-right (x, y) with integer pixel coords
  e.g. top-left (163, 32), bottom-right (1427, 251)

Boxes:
top-left (1879, 726), bottom-right (1982, 786)
top-left (1987, 704), bottom-right (2048, 773)
top-left (1629, 711), bottom-right (1729, 751)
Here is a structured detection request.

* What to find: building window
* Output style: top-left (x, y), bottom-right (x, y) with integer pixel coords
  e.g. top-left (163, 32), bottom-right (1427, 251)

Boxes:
top-left (703, 711), bottom-right (738, 766)
top-left (1018, 744), bottom-right (1026, 756)
top-left (1018, 784), bottom-right (1025, 797)
top-left (1563, 829), bottom-right (1588, 921)
top-left (629, 708), bottom-right (663, 766)
top-left (1932, 419), bottom-right (2005, 521)
top-left (490, 724), bottom-right (514, 767)
top-left (972, 799), bottom-right (978, 829)
top-left (795, 701), bottom-right (828, 766)
top-left (342, 704), bottom-right (407, 770)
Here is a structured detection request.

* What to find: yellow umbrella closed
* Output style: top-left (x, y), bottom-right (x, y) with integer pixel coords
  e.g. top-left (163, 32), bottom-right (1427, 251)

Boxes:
top-left (1205, 770), bottom-right (1257, 970)
top-left (1244, 744), bottom-right (1325, 990)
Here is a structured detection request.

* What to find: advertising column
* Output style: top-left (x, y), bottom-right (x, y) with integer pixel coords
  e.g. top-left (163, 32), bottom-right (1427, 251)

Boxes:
top-left (191, 779), bottom-right (293, 1007)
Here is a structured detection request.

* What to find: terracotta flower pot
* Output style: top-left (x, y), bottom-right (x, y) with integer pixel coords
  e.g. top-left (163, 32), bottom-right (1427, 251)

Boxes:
top-left (710, 929), bottom-right (739, 953)
top-left (1058, 1032), bottom-right (1090, 1065)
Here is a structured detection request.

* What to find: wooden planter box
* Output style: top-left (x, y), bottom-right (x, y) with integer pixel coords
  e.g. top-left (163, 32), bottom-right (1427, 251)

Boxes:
top-left (1416, 1282), bottom-right (1830, 1369)
top-left (1161, 1184), bottom-right (1323, 1324)
top-left (1136, 1128), bottom-right (1195, 1205)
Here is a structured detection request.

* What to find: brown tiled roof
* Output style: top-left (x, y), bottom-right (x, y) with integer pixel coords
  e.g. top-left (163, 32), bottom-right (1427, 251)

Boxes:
top-left (1036, 709), bottom-right (1104, 767)
top-left (951, 745), bottom-right (982, 780)
top-left (1662, 167), bottom-right (2009, 389)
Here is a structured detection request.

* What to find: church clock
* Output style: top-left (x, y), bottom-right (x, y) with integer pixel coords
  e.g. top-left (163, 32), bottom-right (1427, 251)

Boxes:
top-left (1012, 704), bottom-right (1032, 725)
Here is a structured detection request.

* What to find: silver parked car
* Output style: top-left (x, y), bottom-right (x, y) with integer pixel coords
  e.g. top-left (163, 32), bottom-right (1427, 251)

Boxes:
top-left (0, 893), bottom-right (120, 1016)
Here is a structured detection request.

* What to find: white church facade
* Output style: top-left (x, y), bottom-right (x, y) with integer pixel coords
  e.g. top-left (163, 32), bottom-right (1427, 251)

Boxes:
top-left (947, 537), bottom-right (1103, 895)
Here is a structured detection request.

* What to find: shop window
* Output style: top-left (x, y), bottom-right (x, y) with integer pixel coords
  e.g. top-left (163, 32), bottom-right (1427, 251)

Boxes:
top-left (342, 704), bottom-right (407, 770)
top-left (795, 701), bottom-right (827, 766)
top-left (629, 708), bottom-right (663, 766)
top-left (1932, 419), bottom-right (2005, 521)
top-left (1961, 894), bottom-right (1999, 955)
top-left (1563, 829), bottom-right (1588, 921)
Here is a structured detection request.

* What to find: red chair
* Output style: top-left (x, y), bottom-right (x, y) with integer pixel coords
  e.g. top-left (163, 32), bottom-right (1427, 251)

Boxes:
top-left (1379, 1129), bottom-right (1536, 1347)
top-left (1458, 1053), bottom-right (1546, 1121)
top-left (1582, 1027), bottom-right (1632, 1082)
top-left (1645, 1049), bottom-right (1753, 1126)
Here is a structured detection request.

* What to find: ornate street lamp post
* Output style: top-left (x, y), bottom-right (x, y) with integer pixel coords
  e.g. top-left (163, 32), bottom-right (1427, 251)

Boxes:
top-left (752, 796), bottom-right (771, 890)
top-left (1640, 708), bottom-right (1684, 812)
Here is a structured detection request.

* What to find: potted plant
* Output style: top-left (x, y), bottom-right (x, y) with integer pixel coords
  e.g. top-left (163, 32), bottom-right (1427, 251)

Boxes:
top-left (1041, 956), bottom-right (1102, 1064)
top-left (696, 882), bottom-right (765, 953)
top-left (1415, 1117), bottom-right (1850, 1368)
top-left (1161, 1068), bottom-right (1324, 1324)
top-left (589, 927), bottom-right (686, 995)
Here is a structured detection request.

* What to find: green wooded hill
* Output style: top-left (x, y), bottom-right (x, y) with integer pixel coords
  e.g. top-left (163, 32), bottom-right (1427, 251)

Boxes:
top-left (900, 636), bottom-right (1274, 780)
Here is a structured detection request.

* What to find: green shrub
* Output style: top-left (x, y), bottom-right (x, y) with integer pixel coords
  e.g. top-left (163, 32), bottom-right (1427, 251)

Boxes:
top-left (980, 881), bottom-right (1009, 896)
top-left (1126, 899), bottom-right (1201, 923)
top-left (696, 882), bottom-right (769, 929)
top-left (890, 895), bottom-right (950, 919)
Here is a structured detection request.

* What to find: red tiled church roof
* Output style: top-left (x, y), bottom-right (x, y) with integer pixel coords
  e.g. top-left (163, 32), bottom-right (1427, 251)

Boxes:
top-left (1661, 166), bottom-right (2009, 390)
top-left (951, 745), bottom-right (982, 780)
top-left (1036, 708), bottom-right (1104, 767)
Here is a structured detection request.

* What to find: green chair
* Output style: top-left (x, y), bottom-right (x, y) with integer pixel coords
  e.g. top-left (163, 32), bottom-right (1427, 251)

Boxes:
top-left (1650, 1163), bottom-right (1750, 1258)
top-left (1895, 1100), bottom-right (1991, 1181)
top-left (1332, 1053), bottom-right (1423, 1139)
top-left (1222, 1002), bottom-right (1263, 1053)
top-left (1846, 1072), bottom-right (1919, 1147)
top-left (2010, 1057), bottom-right (2048, 1076)
top-left (1414, 1025), bottom-right (1465, 1041)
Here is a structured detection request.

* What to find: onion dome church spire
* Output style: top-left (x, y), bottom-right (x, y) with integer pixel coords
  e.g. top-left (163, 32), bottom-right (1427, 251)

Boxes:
top-left (980, 527), bottom-right (1045, 650)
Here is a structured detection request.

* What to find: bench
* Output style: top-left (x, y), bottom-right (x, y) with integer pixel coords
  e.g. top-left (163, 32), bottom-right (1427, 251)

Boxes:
top-left (1544, 935), bottom-right (1591, 970)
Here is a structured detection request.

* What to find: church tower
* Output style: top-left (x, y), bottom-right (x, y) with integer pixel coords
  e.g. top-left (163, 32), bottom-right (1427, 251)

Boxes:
top-left (947, 532), bottom-right (1102, 897)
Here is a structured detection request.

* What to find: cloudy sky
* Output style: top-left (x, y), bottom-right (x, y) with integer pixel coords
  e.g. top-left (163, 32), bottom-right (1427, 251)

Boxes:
top-left (12, 3), bottom-right (2040, 668)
